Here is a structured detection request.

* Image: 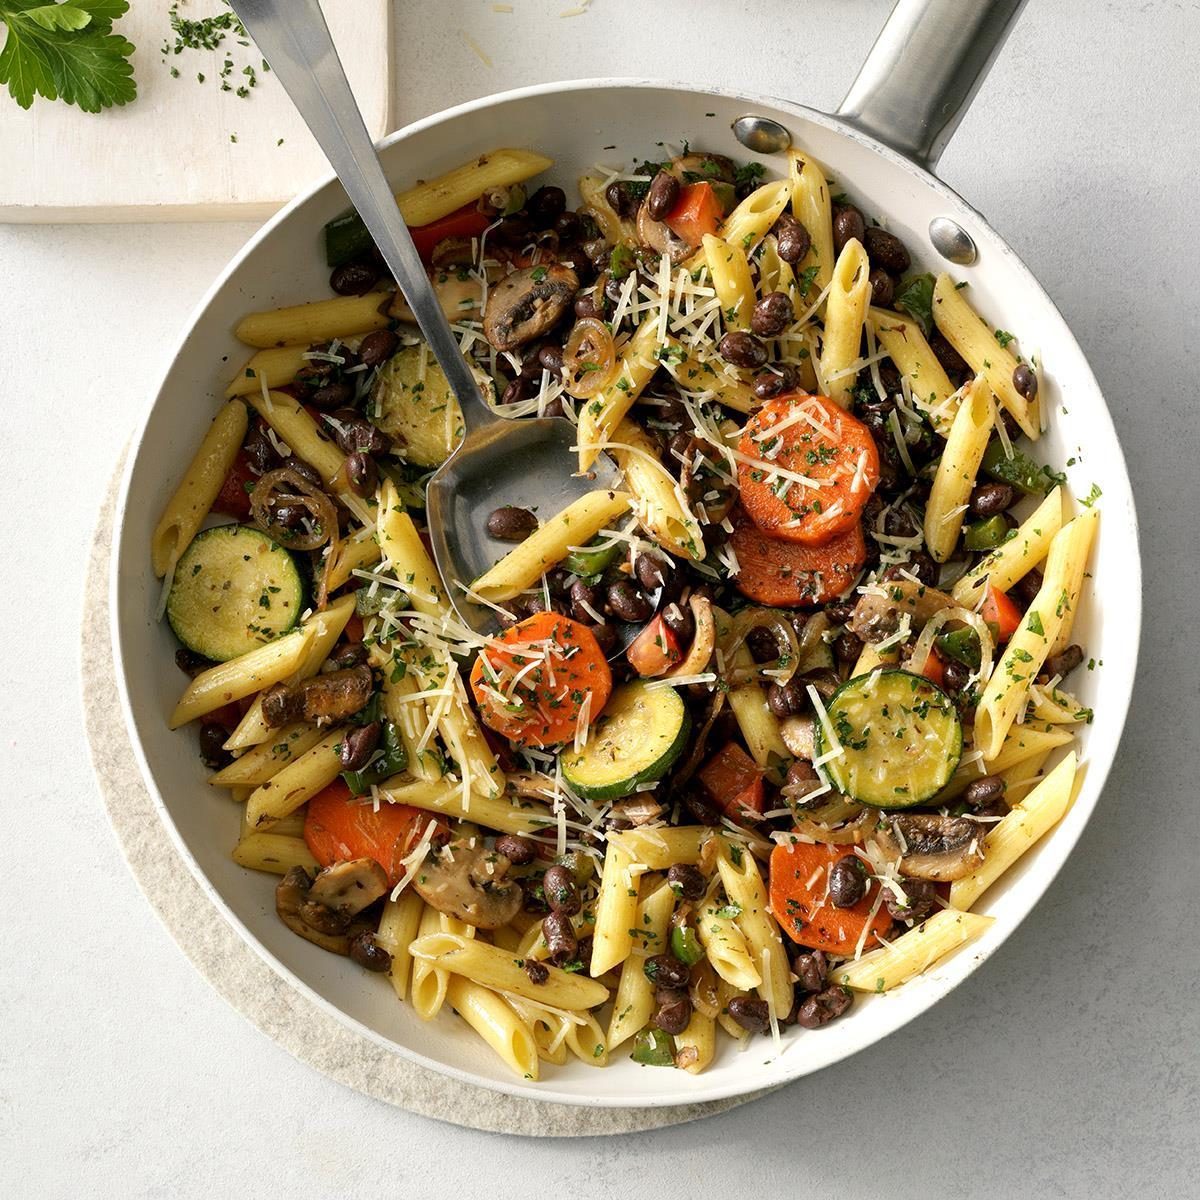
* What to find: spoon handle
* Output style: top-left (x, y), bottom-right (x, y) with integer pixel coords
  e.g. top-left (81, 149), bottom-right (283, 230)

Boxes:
top-left (228, 0), bottom-right (492, 430)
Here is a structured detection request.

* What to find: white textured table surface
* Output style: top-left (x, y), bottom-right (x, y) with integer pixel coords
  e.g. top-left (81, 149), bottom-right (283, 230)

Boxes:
top-left (2, 2), bottom-right (1198, 1196)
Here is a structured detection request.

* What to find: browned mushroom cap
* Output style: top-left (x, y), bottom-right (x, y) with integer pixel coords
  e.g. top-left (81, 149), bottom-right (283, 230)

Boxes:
top-left (847, 579), bottom-right (957, 643)
top-left (276, 867), bottom-right (353, 954)
top-left (308, 857), bottom-right (389, 915)
top-left (636, 202), bottom-right (695, 266)
top-left (873, 814), bottom-right (986, 881)
top-left (482, 264), bottom-right (578, 351)
top-left (410, 838), bottom-right (522, 929)
top-left (262, 665), bottom-right (373, 728)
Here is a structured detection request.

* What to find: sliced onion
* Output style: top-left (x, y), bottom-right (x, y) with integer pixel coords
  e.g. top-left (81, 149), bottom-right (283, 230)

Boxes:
top-left (249, 467), bottom-right (338, 553)
top-left (905, 605), bottom-right (996, 685)
top-left (789, 807), bottom-right (871, 846)
top-left (666, 595), bottom-right (716, 679)
top-left (562, 317), bottom-right (617, 399)
top-left (722, 607), bottom-right (801, 687)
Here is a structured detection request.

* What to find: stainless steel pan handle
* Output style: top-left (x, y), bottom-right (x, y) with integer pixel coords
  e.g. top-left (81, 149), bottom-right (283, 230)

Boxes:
top-left (837, 0), bottom-right (1029, 172)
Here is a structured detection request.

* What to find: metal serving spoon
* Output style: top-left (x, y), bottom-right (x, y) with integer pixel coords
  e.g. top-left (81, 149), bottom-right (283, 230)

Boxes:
top-left (229, 0), bottom-right (619, 637)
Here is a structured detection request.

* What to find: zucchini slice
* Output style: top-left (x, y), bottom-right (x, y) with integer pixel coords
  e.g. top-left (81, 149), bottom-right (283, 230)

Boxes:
top-left (814, 669), bottom-right (962, 808)
top-left (167, 525), bottom-right (306, 662)
top-left (561, 681), bottom-right (690, 802)
top-left (372, 345), bottom-right (465, 467)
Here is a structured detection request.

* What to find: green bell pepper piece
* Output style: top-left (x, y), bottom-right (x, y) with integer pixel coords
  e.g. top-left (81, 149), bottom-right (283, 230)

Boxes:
top-left (963, 514), bottom-right (1014, 551)
top-left (631, 1028), bottom-right (675, 1066)
top-left (341, 721), bottom-right (408, 795)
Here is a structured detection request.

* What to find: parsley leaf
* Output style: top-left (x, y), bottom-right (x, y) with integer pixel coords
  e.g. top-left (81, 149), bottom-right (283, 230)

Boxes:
top-left (894, 272), bottom-right (936, 336)
top-left (0, 0), bottom-right (135, 112)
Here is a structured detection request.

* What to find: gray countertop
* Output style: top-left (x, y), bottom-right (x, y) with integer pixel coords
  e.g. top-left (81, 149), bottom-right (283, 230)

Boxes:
top-left (1, 1), bottom-right (1197, 1195)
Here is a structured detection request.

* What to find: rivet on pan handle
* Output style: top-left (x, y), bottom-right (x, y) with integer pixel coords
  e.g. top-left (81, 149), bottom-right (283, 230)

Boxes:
top-left (836, 0), bottom-right (1030, 173)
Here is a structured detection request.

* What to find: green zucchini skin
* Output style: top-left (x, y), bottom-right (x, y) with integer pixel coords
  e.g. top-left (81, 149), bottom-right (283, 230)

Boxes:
top-left (814, 668), bottom-right (962, 808)
top-left (167, 525), bottom-right (307, 662)
top-left (561, 681), bottom-right (690, 802)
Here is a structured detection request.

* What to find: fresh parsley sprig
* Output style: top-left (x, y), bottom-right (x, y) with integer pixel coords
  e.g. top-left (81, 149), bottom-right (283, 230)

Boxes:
top-left (0, 0), bottom-right (136, 112)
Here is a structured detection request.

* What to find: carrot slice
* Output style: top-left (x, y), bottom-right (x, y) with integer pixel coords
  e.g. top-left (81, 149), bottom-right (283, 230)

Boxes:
top-left (981, 584), bottom-right (1022, 642)
top-left (469, 612), bottom-right (613, 747)
top-left (663, 182), bottom-right (725, 244)
top-left (737, 393), bottom-right (879, 545)
top-left (303, 780), bottom-right (440, 887)
top-left (626, 615), bottom-right (682, 678)
top-left (698, 742), bottom-right (763, 823)
top-left (769, 841), bottom-right (891, 955)
top-left (729, 508), bottom-right (866, 607)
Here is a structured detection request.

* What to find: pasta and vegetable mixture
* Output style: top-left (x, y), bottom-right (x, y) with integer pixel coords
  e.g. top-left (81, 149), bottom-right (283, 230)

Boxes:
top-left (154, 143), bottom-right (1097, 1079)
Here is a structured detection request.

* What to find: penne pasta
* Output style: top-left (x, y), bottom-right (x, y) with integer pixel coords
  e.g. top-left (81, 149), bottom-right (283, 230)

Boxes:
top-left (1047, 506), bottom-right (1099, 654)
top-left (834, 909), bottom-right (995, 992)
top-left (932, 273), bottom-right (1039, 438)
top-left (702, 233), bottom-right (755, 329)
top-left (698, 886), bottom-right (762, 991)
top-left (235, 291), bottom-right (393, 349)
top-left (611, 419), bottom-right (704, 561)
top-left (375, 890), bottom-right (425, 1003)
top-left (606, 825), bottom-right (710, 871)
top-left (819, 238), bottom-right (871, 408)
top-left (607, 878), bottom-right (676, 1050)
top-left (231, 832), bottom-right (318, 876)
top-left (151, 400), bottom-right (248, 578)
top-left (445, 976), bottom-right (541, 1081)
top-left (377, 777), bottom-right (550, 836)
top-left (950, 752), bottom-right (1079, 911)
top-left (787, 150), bottom-right (834, 305)
top-left (953, 487), bottom-right (1064, 605)
top-left (589, 842), bottom-right (640, 978)
top-left (709, 179), bottom-right (791, 264)
top-left (923, 375), bottom-right (995, 562)
top-left (674, 1010), bottom-right (716, 1074)
top-left (868, 307), bottom-right (958, 435)
top-left (210, 722), bottom-right (326, 787)
top-left (397, 148), bottom-right (553, 227)
top-left (471, 489), bottom-right (634, 602)
top-left (243, 728), bottom-right (345, 831)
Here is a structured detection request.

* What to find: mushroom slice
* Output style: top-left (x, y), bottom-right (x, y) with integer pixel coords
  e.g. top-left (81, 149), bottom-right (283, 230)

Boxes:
top-left (612, 796), bottom-right (664, 827)
top-left (779, 714), bottom-right (816, 761)
top-left (666, 594), bottom-right (716, 679)
top-left (262, 665), bottom-right (374, 728)
top-left (410, 838), bottom-right (523, 929)
top-left (847, 579), bottom-right (957, 644)
top-left (276, 867), bottom-right (352, 954)
top-left (873, 814), bottom-right (986, 882)
top-left (636, 202), bottom-right (694, 265)
top-left (307, 857), bottom-right (389, 916)
top-left (482, 264), bottom-right (578, 351)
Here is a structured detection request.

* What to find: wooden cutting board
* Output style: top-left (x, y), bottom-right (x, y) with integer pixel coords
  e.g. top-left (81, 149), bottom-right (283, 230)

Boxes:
top-left (0, 0), bottom-right (392, 222)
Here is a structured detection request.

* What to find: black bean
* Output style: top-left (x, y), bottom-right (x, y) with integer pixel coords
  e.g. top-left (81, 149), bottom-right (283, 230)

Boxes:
top-left (767, 680), bottom-right (806, 719)
top-left (175, 648), bottom-right (211, 678)
top-left (667, 864), bottom-right (706, 901)
top-left (963, 775), bottom-right (1007, 811)
top-left (832, 204), bottom-right (866, 254)
top-left (828, 855), bottom-right (868, 908)
top-left (604, 180), bottom-right (637, 218)
top-left (826, 600), bottom-right (856, 625)
top-left (494, 834), bottom-right (537, 866)
top-left (661, 601), bottom-right (694, 645)
top-left (524, 959), bottom-right (549, 985)
top-left (727, 996), bottom-right (771, 1035)
top-left (653, 988), bottom-right (693, 1036)
top-left (542, 396), bottom-right (566, 419)
top-left (542, 864), bottom-right (581, 916)
top-left (643, 953), bottom-right (690, 990)
top-left (590, 623), bottom-right (618, 657)
top-left (793, 985), bottom-right (852, 1029)
top-left (1013, 362), bottom-right (1038, 400)
top-left (646, 170), bottom-right (681, 221)
top-left (750, 291), bottom-right (794, 338)
top-left (884, 551), bottom-right (937, 587)
top-left (864, 226), bottom-right (911, 273)
top-left (970, 481), bottom-right (1016, 518)
top-left (541, 911), bottom-right (577, 965)
top-left (308, 381), bottom-right (354, 411)
top-left (885, 878), bottom-right (936, 922)
top-left (358, 328), bottom-right (399, 369)
top-left (349, 931), bottom-right (392, 973)
top-left (527, 185), bottom-right (567, 226)
top-left (485, 506), bottom-right (538, 543)
top-left (834, 632), bottom-right (863, 665)
top-left (1012, 567), bottom-right (1043, 608)
top-left (745, 625), bottom-right (779, 664)
top-left (718, 330), bottom-right (768, 370)
top-left (1045, 644), bottom-right (1085, 679)
top-left (345, 451), bottom-right (378, 498)
top-left (243, 424), bottom-right (277, 474)
top-left (537, 343), bottom-right (564, 375)
top-left (329, 409), bottom-right (390, 456)
top-left (338, 721), bottom-right (382, 771)
top-left (634, 552), bottom-right (674, 593)
top-left (198, 721), bottom-right (232, 770)
top-left (752, 365), bottom-right (801, 401)
top-left (868, 267), bottom-right (895, 308)
top-left (792, 950), bottom-right (828, 994)
top-left (330, 260), bottom-right (382, 296)
top-left (606, 579), bottom-right (653, 623)
top-left (942, 658), bottom-right (971, 695)
top-left (786, 759), bottom-right (821, 794)
top-left (281, 456), bottom-right (322, 488)
top-left (930, 331), bottom-right (970, 380)
top-left (272, 501), bottom-right (306, 532)
top-left (573, 293), bottom-right (602, 320)
top-left (773, 212), bottom-right (811, 265)
top-left (566, 578), bottom-right (603, 625)
top-left (554, 211), bottom-right (584, 242)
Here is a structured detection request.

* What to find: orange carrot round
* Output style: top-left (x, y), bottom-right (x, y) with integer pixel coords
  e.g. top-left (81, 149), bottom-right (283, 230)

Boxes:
top-left (469, 612), bottom-right (612, 747)
top-left (303, 779), bottom-right (440, 887)
top-left (769, 841), bottom-right (892, 955)
top-left (729, 507), bottom-right (866, 607)
top-left (737, 393), bottom-right (879, 545)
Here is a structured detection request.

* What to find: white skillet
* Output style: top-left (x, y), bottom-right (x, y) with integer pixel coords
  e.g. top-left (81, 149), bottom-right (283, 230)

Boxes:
top-left (111, 0), bottom-right (1141, 1106)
